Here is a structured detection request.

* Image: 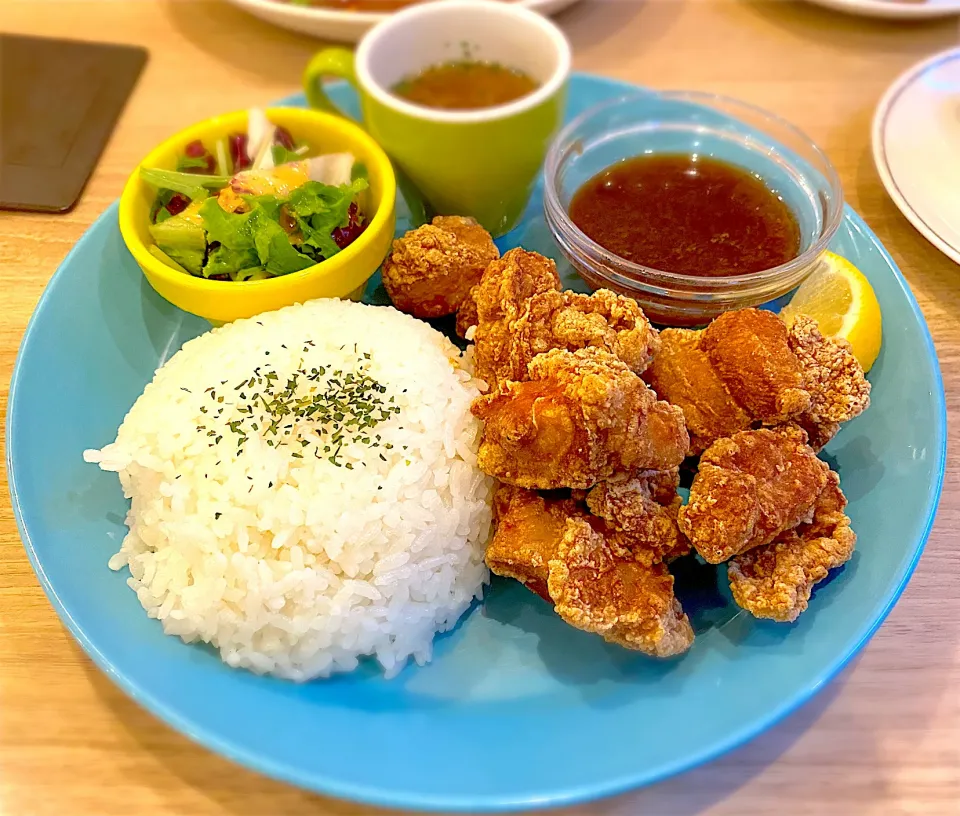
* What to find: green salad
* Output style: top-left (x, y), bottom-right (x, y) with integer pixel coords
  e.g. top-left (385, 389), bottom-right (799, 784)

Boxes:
top-left (142, 109), bottom-right (370, 282)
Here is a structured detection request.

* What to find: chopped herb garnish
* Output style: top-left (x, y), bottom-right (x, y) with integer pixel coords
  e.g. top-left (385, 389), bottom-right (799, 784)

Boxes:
top-left (205, 350), bottom-right (398, 465)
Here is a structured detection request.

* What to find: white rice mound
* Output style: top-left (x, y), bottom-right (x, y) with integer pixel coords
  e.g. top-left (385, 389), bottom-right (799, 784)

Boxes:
top-left (84, 299), bottom-right (495, 681)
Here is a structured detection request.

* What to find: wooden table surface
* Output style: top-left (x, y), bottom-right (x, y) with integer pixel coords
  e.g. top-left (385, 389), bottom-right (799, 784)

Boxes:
top-left (2, 1), bottom-right (959, 814)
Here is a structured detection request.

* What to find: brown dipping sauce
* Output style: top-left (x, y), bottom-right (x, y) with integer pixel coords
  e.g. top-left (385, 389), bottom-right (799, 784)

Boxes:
top-left (393, 61), bottom-right (538, 111)
top-left (569, 154), bottom-right (801, 278)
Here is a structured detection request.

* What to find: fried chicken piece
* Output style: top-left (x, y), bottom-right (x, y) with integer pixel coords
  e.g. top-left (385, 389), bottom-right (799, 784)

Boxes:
top-left (728, 471), bottom-right (855, 622)
top-left (471, 248), bottom-right (562, 385)
top-left (586, 471), bottom-right (690, 565)
top-left (791, 412), bottom-right (841, 453)
top-left (644, 328), bottom-right (753, 454)
top-left (468, 249), bottom-right (658, 387)
top-left (787, 315), bottom-right (871, 424)
top-left (644, 309), bottom-right (870, 453)
top-left (508, 288), bottom-right (660, 379)
top-left (485, 485), bottom-right (584, 600)
top-left (591, 469), bottom-right (681, 508)
top-left (472, 348), bottom-right (689, 489)
top-left (701, 308), bottom-right (811, 424)
top-left (488, 486), bottom-right (694, 656)
top-left (381, 215), bottom-right (500, 319)
top-left (678, 425), bottom-right (829, 564)
top-left (547, 518), bottom-right (694, 657)
top-left (633, 402), bottom-right (695, 474)
top-left (455, 288), bottom-right (480, 339)
top-left (488, 478), bottom-right (688, 599)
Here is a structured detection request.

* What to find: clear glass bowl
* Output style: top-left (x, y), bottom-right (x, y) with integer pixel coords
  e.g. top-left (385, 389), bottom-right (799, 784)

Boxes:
top-left (543, 91), bottom-right (844, 326)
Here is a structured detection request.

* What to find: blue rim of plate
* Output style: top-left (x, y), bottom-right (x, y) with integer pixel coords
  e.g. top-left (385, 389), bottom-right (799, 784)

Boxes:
top-left (6, 75), bottom-right (947, 811)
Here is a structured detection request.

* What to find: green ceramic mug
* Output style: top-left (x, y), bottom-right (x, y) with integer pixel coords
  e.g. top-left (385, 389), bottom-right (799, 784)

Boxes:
top-left (303, 0), bottom-right (571, 237)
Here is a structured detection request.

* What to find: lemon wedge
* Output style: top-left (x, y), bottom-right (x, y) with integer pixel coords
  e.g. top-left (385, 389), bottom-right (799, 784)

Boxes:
top-left (780, 251), bottom-right (883, 372)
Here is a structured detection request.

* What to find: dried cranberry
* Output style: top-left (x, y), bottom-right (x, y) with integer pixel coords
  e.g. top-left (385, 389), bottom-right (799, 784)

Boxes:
top-left (208, 273), bottom-right (230, 281)
top-left (274, 126), bottom-right (295, 150)
top-left (332, 202), bottom-right (367, 249)
top-left (165, 193), bottom-right (190, 216)
top-left (229, 132), bottom-right (252, 171)
top-left (182, 140), bottom-right (216, 174)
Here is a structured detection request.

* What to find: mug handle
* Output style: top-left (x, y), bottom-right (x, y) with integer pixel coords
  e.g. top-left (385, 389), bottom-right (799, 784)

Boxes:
top-left (302, 48), bottom-right (433, 228)
top-left (302, 48), bottom-right (359, 119)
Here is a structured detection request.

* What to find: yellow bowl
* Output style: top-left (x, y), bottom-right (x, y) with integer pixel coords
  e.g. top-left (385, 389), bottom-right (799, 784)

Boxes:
top-left (119, 107), bottom-right (397, 324)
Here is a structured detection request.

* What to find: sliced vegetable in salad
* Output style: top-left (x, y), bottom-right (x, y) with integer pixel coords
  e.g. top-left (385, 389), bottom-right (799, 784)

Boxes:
top-left (141, 109), bottom-right (370, 281)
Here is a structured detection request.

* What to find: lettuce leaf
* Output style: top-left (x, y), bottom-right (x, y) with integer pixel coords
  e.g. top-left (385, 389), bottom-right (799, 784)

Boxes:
top-left (287, 178), bottom-right (367, 260)
top-left (204, 244), bottom-right (260, 279)
top-left (177, 154), bottom-right (212, 173)
top-left (149, 209), bottom-right (207, 276)
top-left (195, 177), bottom-right (366, 279)
top-left (254, 220), bottom-right (315, 275)
top-left (198, 195), bottom-right (314, 277)
top-left (140, 167), bottom-right (230, 199)
top-left (271, 144), bottom-right (304, 166)
top-left (152, 188), bottom-right (178, 223)
top-left (147, 245), bottom-right (189, 274)
top-left (233, 267), bottom-right (271, 282)
top-left (199, 198), bottom-right (256, 251)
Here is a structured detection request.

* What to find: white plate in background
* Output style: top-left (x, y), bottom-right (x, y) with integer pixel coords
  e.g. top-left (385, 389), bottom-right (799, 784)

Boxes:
top-left (804, 0), bottom-right (960, 19)
top-left (873, 47), bottom-right (960, 266)
top-left (225, 0), bottom-right (583, 42)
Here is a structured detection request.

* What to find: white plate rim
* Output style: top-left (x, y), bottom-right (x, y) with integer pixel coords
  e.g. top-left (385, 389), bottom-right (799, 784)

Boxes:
top-left (804, 0), bottom-right (960, 19)
top-left (872, 45), bottom-right (960, 267)
top-left (226, 0), bottom-right (582, 28)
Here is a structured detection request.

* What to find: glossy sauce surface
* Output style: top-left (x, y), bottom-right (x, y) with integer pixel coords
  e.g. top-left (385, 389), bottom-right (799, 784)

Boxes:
top-left (569, 154), bottom-right (801, 277)
top-left (393, 61), bottom-right (538, 111)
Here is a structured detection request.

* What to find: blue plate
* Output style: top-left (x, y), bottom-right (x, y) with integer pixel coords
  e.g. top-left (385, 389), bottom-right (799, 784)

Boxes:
top-left (6, 75), bottom-right (946, 811)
